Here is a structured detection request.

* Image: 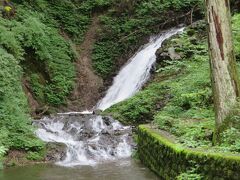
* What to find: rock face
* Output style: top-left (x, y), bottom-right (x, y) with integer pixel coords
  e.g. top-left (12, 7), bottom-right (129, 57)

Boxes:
top-left (156, 46), bottom-right (182, 65)
top-left (168, 47), bottom-right (181, 60)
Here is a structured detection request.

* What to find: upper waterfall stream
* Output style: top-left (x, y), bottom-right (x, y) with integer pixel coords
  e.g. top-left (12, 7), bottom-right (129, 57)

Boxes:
top-left (97, 28), bottom-right (184, 110)
top-left (34, 28), bottom-right (184, 167)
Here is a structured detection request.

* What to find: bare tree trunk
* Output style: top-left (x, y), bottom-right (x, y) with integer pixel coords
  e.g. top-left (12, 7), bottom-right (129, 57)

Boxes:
top-left (205, 0), bottom-right (240, 142)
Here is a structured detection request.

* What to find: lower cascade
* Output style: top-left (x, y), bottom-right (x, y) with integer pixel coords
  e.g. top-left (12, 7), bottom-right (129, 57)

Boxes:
top-left (34, 28), bottom-right (184, 167)
top-left (34, 115), bottom-right (132, 167)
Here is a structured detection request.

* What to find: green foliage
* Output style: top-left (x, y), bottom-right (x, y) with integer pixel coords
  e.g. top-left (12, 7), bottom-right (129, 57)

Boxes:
top-left (0, 7), bottom-right (76, 106)
top-left (154, 54), bottom-right (214, 147)
top-left (0, 1), bottom-right (80, 158)
top-left (218, 128), bottom-right (240, 152)
top-left (18, 16), bottom-right (75, 105)
top-left (13, 0), bottom-right (115, 41)
top-left (14, 0), bottom-right (87, 41)
top-left (105, 84), bottom-right (169, 125)
top-left (0, 47), bottom-right (45, 153)
top-left (177, 168), bottom-right (203, 180)
top-left (0, 146), bottom-right (7, 160)
top-left (92, 0), bottom-right (204, 78)
top-left (79, 0), bottom-right (113, 13)
top-left (26, 151), bottom-right (45, 161)
top-left (29, 74), bottom-right (45, 102)
top-left (136, 0), bottom-right (203, 16)
top-left (0, 146), bottom-right (6, 169)
top-left (233, 14), bottom-right (240, 61)
top-left (156, 60), bottom-right (186, 74)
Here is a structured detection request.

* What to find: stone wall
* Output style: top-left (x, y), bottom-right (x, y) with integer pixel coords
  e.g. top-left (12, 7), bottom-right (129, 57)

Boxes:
top-left (138, 125), bottom-right (240, 179)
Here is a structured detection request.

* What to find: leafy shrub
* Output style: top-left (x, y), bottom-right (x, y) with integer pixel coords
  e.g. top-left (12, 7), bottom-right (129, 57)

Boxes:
top-left (105, 84), bottom-right (170, 125)
top-left (0, 146), bottom-right (7, 169)
top-left (26, 151), bottom-right (45, 161)
top-left (0, 10), bottom-right (76, 105)
top-left (0, 146), bottom-right (7, 158)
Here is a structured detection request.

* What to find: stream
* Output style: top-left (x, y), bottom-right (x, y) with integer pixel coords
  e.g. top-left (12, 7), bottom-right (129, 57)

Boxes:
top-left (1, 160), bottom-right (157, 180)
top-left (2, 28), bottom-right (183, 179)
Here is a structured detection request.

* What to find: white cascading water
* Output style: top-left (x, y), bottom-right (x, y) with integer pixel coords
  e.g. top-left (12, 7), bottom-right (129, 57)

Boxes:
top-left (34, 28), bottom-right (184, 167)
top-left (35, 115), bottom-right (132, 167)
top-left (97, 28), bottom-right (184, 110)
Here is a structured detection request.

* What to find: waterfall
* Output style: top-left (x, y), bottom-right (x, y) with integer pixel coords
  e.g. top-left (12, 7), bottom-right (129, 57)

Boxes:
top-left (34, 115), bottom-right (132, 167)
top-left (34, 28), bottom-right (184, 167)
top-left (97, 28), bottom-right (184, 110)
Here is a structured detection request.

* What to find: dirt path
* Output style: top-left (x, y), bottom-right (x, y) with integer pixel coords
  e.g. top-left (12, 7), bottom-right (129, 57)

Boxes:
top-left (67, 16), bottom-right (103, 111)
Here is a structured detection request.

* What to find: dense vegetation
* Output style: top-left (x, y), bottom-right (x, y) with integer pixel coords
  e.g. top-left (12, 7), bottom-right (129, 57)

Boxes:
top-left (0, 1), bottom-right (239, 178)
top-left (107, 13), bottom-right (240, 154)
top-left (0, 0), bottom-right (118, 156)
top-left (92, 0), bottom-right (204, 78)
top-left (0, 0), bottom-right (85, 165)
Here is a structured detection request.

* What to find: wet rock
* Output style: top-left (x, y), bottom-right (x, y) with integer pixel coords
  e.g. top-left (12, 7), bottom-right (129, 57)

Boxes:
top-left (101, 129), bottom-right (110, 135)
top-left (35, 114), bottom-right (134, 165)
top-left (93, 109), bottom-right (102, 115)
top-left (168, 47), bottom-right (181, 60)
top-left (102, 116), bottom-right (114, 126)
top-left (35, 106), bottom-right (51, 117)
top-left (46, 142), bottom-right (67, 162)
top-left (156, 46), bottom-right (181, 65)
top-left (156, 47), bottom-right (170, 63)
top-left (159, 52), bottom-right (171, 60)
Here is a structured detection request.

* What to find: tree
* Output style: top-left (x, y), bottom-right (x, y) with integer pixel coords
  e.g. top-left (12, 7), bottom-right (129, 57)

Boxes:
top-left (205, 0), bottom-right (240, 142)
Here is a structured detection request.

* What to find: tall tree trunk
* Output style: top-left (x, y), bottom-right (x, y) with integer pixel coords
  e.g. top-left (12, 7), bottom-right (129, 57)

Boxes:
top-left (205, 0), bottom-right (240, 142)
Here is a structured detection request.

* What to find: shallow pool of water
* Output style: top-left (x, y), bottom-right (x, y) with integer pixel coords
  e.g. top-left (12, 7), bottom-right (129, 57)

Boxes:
top-left (0, 159), bottom-right (158, 180)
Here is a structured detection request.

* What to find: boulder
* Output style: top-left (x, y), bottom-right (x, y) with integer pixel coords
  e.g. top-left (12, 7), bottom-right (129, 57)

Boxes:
top-left (168, 47), bottom-right (181, 60)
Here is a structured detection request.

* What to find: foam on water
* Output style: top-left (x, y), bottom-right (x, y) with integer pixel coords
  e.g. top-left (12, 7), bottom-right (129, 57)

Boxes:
top-left (35, 116), bottom-right (132, 167)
